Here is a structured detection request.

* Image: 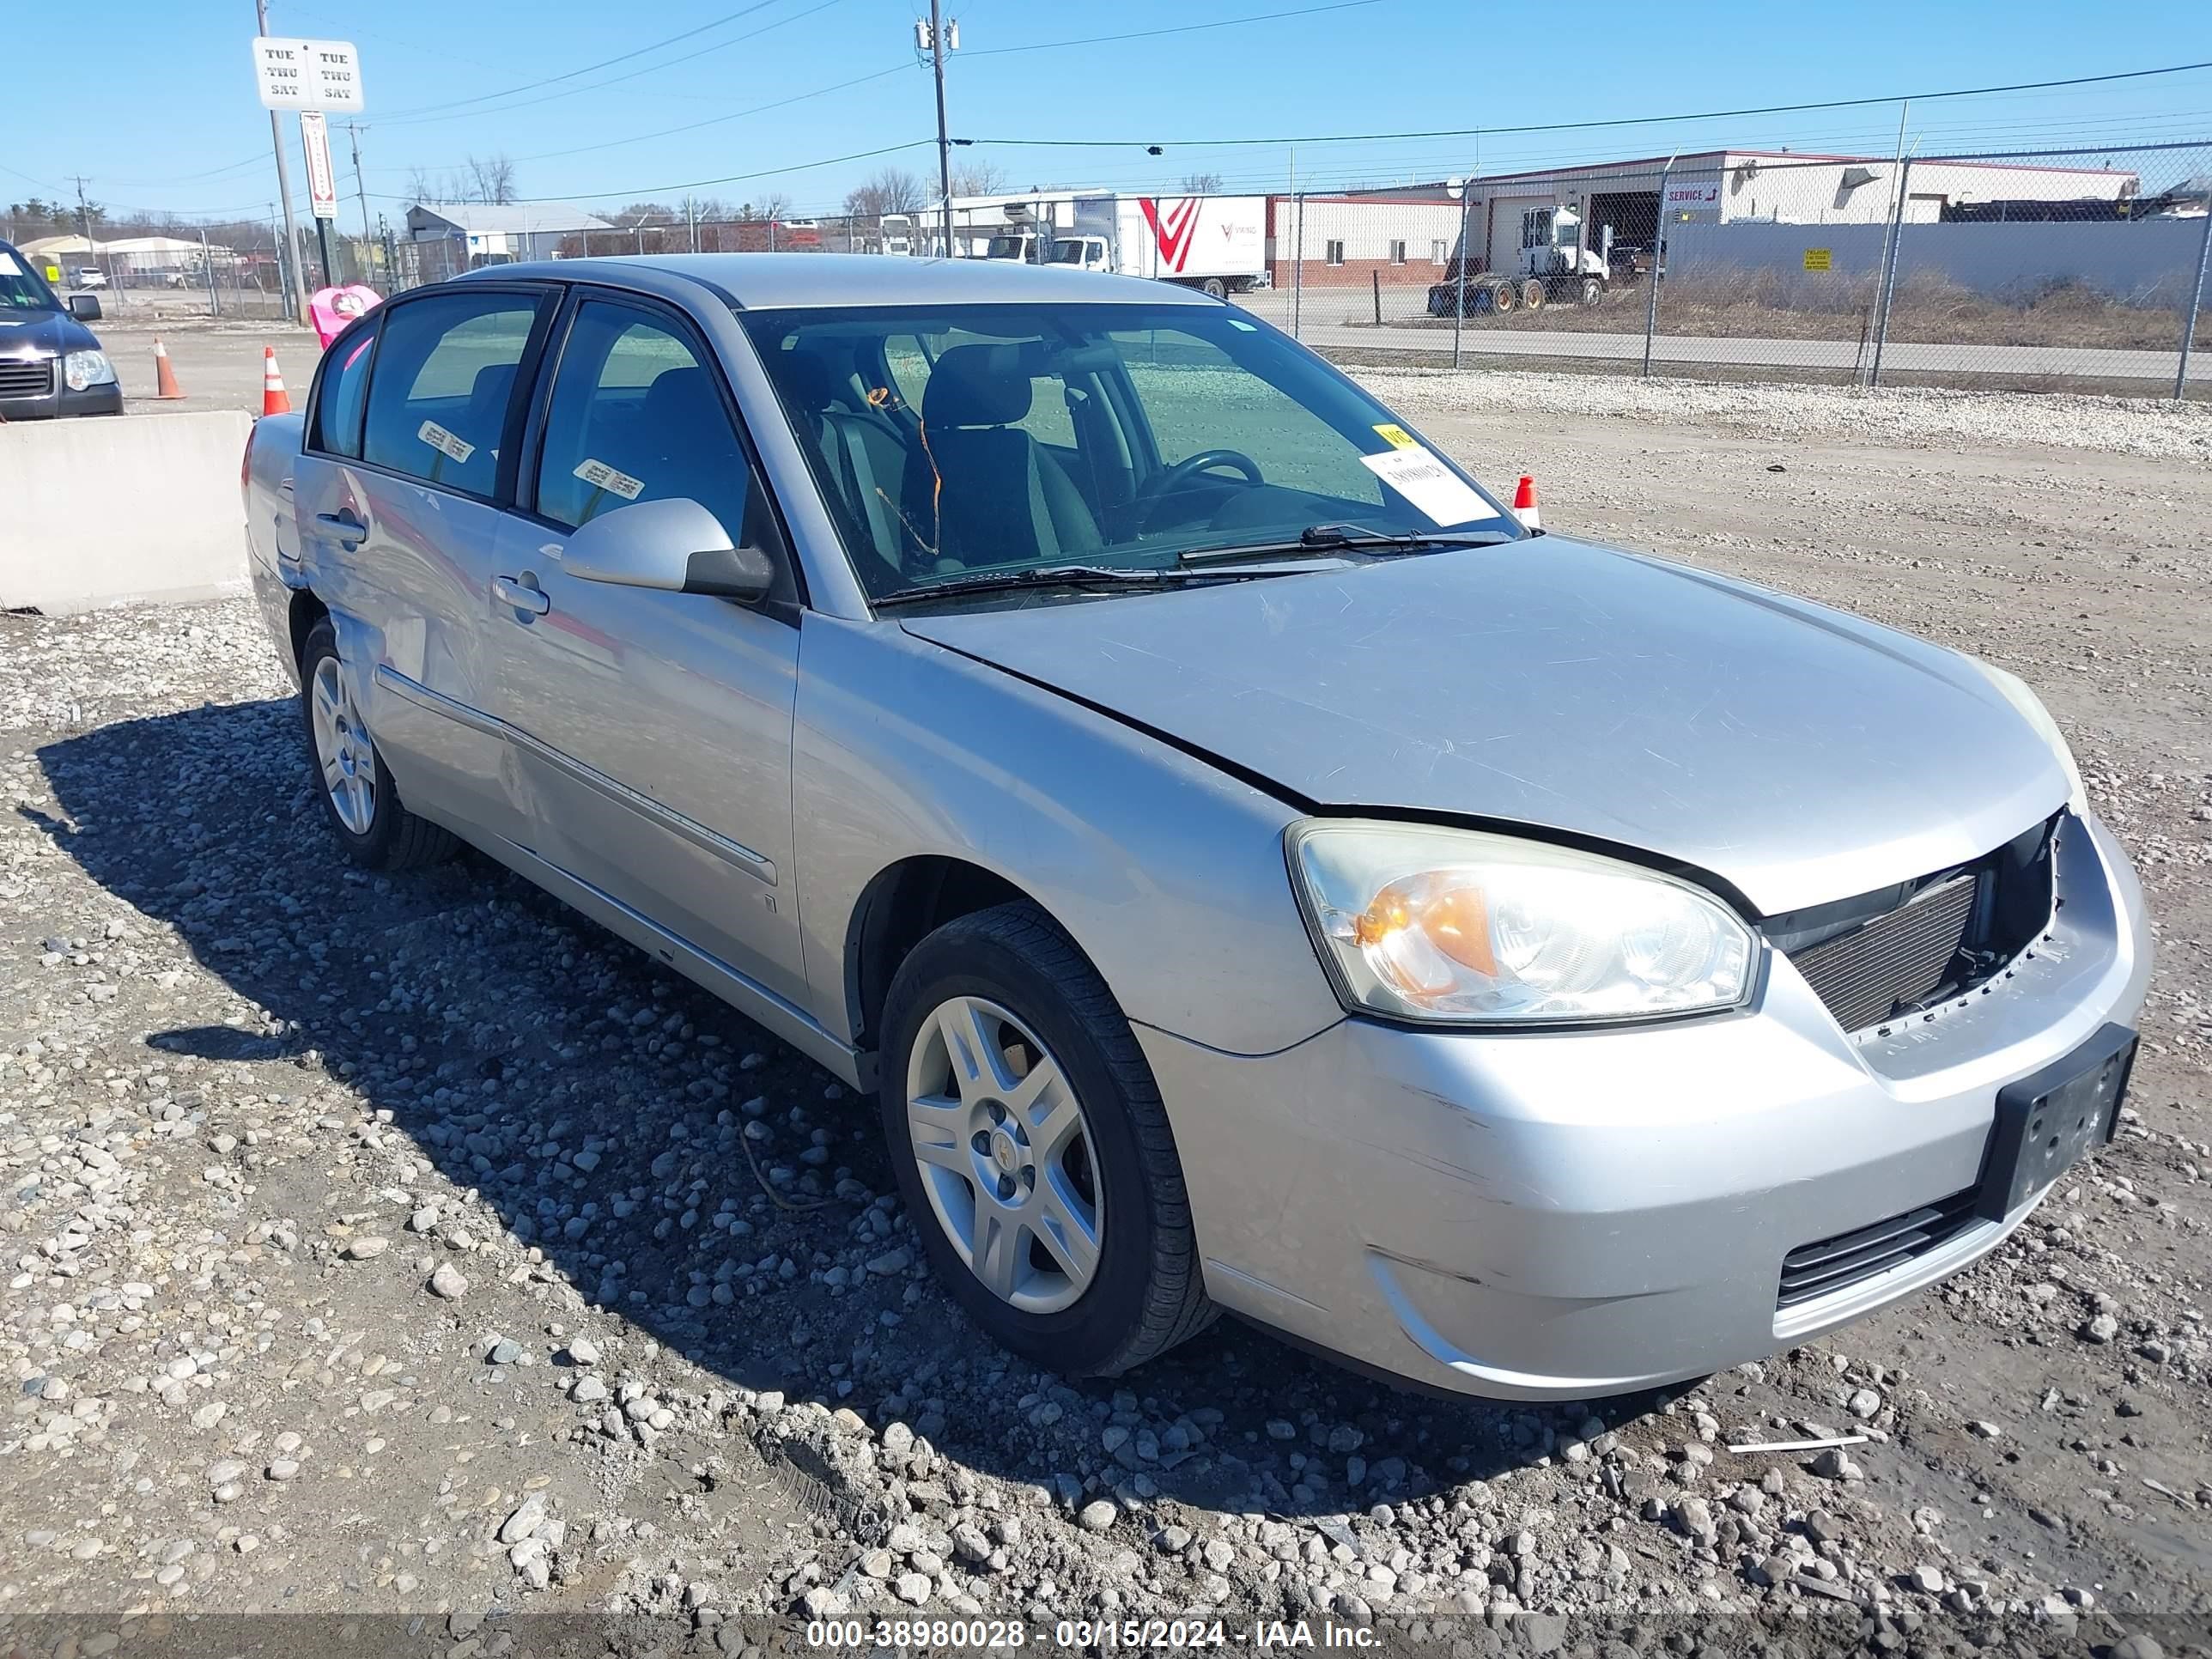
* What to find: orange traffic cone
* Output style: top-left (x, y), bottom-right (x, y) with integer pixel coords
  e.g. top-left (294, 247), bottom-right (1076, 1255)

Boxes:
top-left (1512, 474), bottom-right (1541, 534)
top-left (152, 337), bottom-right (185, 399)
top-left (260, 346), bottom-right (291, 416)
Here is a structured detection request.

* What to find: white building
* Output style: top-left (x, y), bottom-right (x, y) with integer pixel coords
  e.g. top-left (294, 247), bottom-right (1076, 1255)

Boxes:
top-left (1433, 150), bottom-right (2138, 271)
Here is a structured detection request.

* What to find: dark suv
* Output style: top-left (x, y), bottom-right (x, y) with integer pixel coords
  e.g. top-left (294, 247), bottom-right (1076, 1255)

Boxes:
top-left (0, 240), bottom-right (121, 417)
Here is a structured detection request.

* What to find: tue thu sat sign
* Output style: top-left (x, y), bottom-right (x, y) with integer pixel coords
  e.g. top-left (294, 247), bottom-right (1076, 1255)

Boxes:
top-left (252, 37), bottom-right (365, 112)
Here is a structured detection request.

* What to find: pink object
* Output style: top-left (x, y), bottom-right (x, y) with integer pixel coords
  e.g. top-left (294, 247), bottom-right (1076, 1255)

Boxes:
top-left (310, 283), bottom-right (382, 347)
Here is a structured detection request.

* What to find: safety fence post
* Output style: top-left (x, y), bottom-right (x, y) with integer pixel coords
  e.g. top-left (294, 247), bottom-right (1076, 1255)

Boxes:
top-left (1642, 161), bottom-right (1671, 378)
top-left (1451, 179), bottom-right (1473, 370)
top-left (1870, 155), bottom-right (1913, 387)
top-left (1291, 192), bottom-right (1305, 341)
top-left (2177, 198), bottom-right (2212, 401)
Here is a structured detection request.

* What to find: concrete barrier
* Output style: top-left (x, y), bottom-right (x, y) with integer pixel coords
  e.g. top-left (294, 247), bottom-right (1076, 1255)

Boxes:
top-left (1, 410), bottom-right (252, 615)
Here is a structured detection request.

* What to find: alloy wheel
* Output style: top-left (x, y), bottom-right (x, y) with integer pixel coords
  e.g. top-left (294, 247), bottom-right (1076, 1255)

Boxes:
top-left (904, 995), bottom-right (1103, 1314)
top-left (309, 653), bottom-right (377, 836)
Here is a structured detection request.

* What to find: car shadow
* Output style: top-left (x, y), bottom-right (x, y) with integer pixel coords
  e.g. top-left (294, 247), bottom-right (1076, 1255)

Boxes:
top-left (33, 698), bottom-right (1668, 1525)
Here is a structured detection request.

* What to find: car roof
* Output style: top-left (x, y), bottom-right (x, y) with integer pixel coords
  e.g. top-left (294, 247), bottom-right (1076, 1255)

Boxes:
top-left (459, 252), bottom-right (1218, 310)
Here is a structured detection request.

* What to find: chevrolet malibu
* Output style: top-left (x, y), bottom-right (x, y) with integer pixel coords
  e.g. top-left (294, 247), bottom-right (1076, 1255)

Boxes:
top-left (241, 255), bottom-right (2148, 1400)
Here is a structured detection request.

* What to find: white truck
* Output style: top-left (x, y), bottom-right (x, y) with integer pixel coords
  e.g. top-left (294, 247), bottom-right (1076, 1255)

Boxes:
top-left (1426, 203), bottom-right (1613, 317)
top-left (981, 194), bottom-right (1267, 298)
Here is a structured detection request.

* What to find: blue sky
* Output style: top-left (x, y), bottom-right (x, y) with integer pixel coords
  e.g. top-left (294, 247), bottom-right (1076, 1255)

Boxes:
top-left (5, 0), bottom-right (2209, 231)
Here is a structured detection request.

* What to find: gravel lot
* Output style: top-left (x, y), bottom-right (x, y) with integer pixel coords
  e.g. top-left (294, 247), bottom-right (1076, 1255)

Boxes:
top-left (2, 374), bottom-right (2207, 1655)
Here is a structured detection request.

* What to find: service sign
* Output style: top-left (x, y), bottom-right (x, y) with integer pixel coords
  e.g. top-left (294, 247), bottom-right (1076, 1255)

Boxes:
top-left (301, 112), bottom-right (340, 220)
top-left (252, 37), bottom-right (365, 112)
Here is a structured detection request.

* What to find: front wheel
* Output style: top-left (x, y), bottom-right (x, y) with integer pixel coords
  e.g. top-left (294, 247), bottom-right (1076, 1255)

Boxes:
top-left (1577, 275), bottom-right (1603, 306)
top-left (880, 902), bottom-right (1215, 1376)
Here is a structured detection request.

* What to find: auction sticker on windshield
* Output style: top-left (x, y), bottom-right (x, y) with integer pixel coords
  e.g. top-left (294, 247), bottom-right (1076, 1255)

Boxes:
top-left (1359, 444), bottom-right (1491, 526)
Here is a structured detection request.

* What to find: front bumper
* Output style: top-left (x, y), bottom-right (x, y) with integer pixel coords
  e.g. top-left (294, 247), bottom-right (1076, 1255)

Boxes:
top-left (1139, 808), bottom-right (2149, 1401)
top-left (0, 372), bottom-right (123, 419)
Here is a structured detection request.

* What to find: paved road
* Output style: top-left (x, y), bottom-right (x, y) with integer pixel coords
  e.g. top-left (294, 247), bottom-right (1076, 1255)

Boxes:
top-left (1235, 289), bottom-right (2206, 383)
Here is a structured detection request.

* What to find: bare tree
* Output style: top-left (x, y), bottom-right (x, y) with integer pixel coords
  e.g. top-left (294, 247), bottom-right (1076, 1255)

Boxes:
top-left (1182, 172), bottom-right (1224, 194)
top-left (950, 159), bottom-right (1008, 198)
top-left (842, 167), bottom-right (926, 221)
top-left (465, 155), bottom-right (518, 204)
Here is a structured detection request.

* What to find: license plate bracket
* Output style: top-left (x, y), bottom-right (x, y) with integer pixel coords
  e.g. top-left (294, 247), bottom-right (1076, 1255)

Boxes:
top-left (1976, 1022), bottom-right (2136, 1222)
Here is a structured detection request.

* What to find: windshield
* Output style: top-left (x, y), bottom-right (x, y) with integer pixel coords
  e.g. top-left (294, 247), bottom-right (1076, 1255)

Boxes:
top-left (739, 301), bottom-right (1516, 603)
top-left (983, 235), bottom-right (1031, 262)
top-left (0, 247), bottom-right (62, 313)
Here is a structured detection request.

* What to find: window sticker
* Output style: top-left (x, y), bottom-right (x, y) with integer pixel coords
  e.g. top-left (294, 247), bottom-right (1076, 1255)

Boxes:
top-left (417, 420), bottom-right (476, 464)
top-left (573, 459), bottom-right (645, 501)
top-left (1370, 422), bottom-right (1417, 450)
top-left (1358, 444), bottom-right (1492, 526)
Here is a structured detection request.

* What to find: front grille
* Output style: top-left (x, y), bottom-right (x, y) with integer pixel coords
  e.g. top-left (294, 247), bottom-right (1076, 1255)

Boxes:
top-left (1778, 1185), bottom-right (1980, 1310)
top-left (1768, 814), bottom-right (2059, 1035)
top-left (1792, 871), bottom-right (1978, 1033)
top-left (0, 358), bottom-right (55, 398)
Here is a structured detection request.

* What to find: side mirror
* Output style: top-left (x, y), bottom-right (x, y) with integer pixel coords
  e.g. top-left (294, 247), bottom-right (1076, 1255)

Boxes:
top-left (562, 496), bottom-right (775, 605)
top-left (67, 294), bottom-right (102, 321)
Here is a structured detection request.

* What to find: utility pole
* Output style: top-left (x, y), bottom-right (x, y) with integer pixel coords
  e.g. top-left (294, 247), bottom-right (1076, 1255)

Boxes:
top-left (925, 2), bottom-right (955, 257)
top-left (349, 121), bottom-right (374, 284)
top-left (258, 0), bottom-right (310, 322)
top-left (70, 175), bottom-right (111, 289)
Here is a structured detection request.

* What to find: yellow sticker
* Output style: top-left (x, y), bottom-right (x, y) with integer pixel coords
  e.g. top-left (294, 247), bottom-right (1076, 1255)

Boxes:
top-left (1371, 423), bottom-right (1417, 450)
top-left (1802, 248), bottom-right (1832, 272)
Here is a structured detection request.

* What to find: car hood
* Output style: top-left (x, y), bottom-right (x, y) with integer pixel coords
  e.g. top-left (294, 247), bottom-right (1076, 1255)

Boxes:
top-left (899, 539), bottom-right (2070, 915)
top-left (0, 307), bottom-right (95, 358)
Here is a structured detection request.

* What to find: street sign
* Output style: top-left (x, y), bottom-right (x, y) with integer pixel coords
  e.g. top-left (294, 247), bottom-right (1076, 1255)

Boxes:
top-left (301, 112), bottom-right (340, 221)
top-left (252, 37), bottom-right (365, 112)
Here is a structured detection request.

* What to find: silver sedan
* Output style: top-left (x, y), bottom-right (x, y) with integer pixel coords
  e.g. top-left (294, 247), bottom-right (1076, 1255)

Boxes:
top-left (243, 253), bottom-right (2148, 1400)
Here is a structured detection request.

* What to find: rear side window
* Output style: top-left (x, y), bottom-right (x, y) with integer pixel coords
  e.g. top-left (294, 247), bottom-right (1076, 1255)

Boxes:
top-left (361, 291), bottom-right (543, 498)
top-left (308, 319), bottom-right (377, 458)
top-left (534, 299), bottom-right (759, 539)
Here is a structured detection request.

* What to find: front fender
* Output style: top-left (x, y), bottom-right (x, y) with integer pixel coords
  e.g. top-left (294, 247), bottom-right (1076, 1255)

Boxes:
top-left (792, 615), bottom-right (1343, 1058)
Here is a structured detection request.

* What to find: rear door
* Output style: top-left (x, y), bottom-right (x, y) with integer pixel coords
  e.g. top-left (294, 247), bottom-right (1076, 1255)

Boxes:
top-left (293, 283), bottom-right (556, 845)
top-left (486, 289), bottom-right (809, 1007)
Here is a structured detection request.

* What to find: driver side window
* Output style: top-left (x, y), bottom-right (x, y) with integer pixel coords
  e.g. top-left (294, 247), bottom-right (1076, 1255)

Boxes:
top-left (1109, 326), bottom-right (1385, 506)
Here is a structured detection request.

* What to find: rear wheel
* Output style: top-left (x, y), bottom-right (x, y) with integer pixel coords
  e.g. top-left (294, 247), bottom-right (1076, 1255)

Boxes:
top-left (299, 619), bottom-right (457, 871)
top-left (1200, 276), bottom-right (1228, 300)
top-left (1486, 279), bottom-right (1516, 314)
top-left (880, 902), bottom-right (1215, 1376)
top-left (1519, 277), bottom-right (1547, 312)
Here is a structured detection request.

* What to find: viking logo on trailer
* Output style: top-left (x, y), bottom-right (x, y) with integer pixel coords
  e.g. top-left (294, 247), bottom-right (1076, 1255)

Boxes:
top-left (1139, 198), bottom-right (1204, 274)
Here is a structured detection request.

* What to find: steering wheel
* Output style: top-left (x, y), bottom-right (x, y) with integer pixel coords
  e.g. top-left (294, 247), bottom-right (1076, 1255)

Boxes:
top-left (1133, 447), bottom-right (1265, 527)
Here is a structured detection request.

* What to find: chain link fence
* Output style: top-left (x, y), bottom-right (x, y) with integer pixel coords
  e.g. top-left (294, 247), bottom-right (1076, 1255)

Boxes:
top-left (1253, 140), bottom-right (2212, 399)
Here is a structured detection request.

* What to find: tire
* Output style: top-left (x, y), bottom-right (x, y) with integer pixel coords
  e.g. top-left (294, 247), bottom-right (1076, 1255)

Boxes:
top-left (299, 618), bottom-right (457, 872)
top-left (879, 901), bottom-right (1216, 1376)
top-left (1487, 279), bottom-right (1516, 315)
top-left (1577, 275), bottom-right (1603, 307)
top-left (1519, 277), bottom-right (1547, 312)
top-left (1200, 276), bottom-right (1227, 300)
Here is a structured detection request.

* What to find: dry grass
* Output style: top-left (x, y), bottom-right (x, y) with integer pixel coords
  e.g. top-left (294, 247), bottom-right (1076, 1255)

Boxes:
top-left (1334, 269), bottom-right (2204, 351)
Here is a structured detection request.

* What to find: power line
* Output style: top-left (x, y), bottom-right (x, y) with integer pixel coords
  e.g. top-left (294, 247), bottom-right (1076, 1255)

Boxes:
top-left (963, 0), bottom-right (1382, 59)
top-left (368, 0), bottom-right (802, 123)
top-left (962, 58), bottom-right (2212, 149)
top-left (444, 138), bottom-right (940, 205)
top-left (502, 62), bottom-right (915, 164)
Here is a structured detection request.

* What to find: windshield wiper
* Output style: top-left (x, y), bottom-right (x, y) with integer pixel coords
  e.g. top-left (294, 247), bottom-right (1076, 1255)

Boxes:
top-left (1176, 522), bottom-right (1515, 566)
top-left (872, 562), bottom-right (1291, 608)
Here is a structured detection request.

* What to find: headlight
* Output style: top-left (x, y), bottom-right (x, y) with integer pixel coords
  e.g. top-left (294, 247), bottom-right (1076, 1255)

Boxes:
top-left (64, 350), bottom-right (116, 391)
top-left (1970, 658), bottom-right (2085, 811)
top-left (1288, 821), bottom-right (1754, 1025)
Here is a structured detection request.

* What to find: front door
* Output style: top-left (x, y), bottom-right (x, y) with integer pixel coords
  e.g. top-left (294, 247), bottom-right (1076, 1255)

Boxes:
top-left (489, 294), bottom-right (807, 1008)
top-left (293, 284), bottom-right (553, 845)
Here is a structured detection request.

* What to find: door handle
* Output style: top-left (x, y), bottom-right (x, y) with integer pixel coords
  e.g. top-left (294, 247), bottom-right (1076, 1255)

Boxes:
top-left (493, 574), bottom-right (550, 617)
top-left (314, 510), bottom-right (368, 547)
